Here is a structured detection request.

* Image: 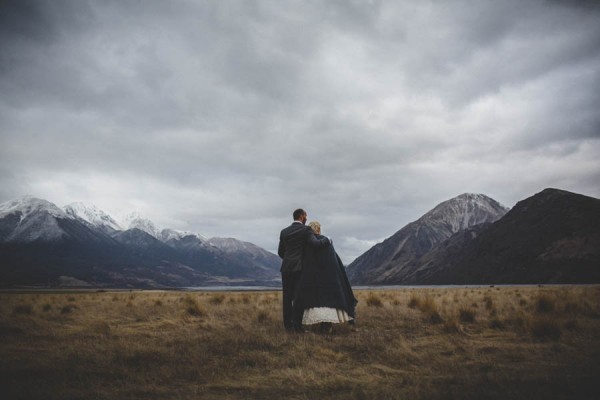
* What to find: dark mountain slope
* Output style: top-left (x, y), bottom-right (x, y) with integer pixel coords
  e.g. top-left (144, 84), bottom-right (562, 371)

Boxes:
top-left (417, 188), bottom-right (600, 284)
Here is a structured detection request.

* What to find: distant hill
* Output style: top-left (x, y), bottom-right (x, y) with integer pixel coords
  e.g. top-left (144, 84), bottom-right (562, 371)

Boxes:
top-left (0, 197), bottom-right (281, 288)
top-left (346, 193), bottom-right (509, 284)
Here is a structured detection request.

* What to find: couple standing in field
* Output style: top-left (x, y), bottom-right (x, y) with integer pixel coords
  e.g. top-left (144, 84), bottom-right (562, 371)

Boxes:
top-left (278, 208), bottom-right (357, 333)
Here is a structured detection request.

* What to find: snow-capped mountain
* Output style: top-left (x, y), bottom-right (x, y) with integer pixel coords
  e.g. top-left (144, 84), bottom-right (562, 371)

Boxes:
top-left (346, 193), bottom-right (509, 285)
top-left (64, 202), bottom-right (123, 233)
top-left (0, 196), bottom-right (281, 287)
top-left (207, 237), bottom-right (281, 272)
top-left (400, 189), bottom-right (600, 284)
top-left (159, 228), bottom-right (206, 243)
top-left (2, 190), bottom-right (598, 287)
top-left (0, 196), bottom-right (71, 242)
top-left (208, 237), bottom-right (255, 252)
top-left (419, 193), bottom-right (508, 237)
top-left (122, 212), bottom-right (162, 238)
top-left (0, 196), bottom-right (68, 220)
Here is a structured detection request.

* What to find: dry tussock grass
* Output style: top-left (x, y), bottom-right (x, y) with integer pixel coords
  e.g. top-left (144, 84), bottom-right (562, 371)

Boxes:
top-left (0, 286), bottom-right (599, 399)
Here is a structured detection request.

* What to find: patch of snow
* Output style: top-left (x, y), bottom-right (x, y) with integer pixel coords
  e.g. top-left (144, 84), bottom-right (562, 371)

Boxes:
top-left (422, 193), bottom-right (509, 234)
top-left (0, 197), bottom-right (74, 242)
top-left (159, 228), bottom-right (206, 242)
top-left (122, 212), bottom-right (161, 238)
top-left (0, 196), bottom-right (68, 221)
top-left (63, 202), bottom-right (122, 231)
top-left (208, 237), bottom-right (253, 252)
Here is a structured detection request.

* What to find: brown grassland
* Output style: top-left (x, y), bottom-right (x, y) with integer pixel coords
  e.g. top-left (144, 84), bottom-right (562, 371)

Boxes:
top-left (1, 286), bottom-right (599, 399)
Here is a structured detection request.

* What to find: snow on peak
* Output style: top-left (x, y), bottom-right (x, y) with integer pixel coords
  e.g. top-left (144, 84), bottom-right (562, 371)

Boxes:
top-left (122, 212), bottom-right (161, 238)
top-left (0, 196), bottom-right (68, 220)
top-left (0, 196), bottom-right (70, 242)
top-left (159, 228), bottom-right (206, 242)
top-left (422, 193), bottom-right (509, 233)
top-left (208, 237), bottom-right (252, 251)
top-left (122, 214), bottom-right (207, 242)
top-left (0, 196), bottom-right (211, 244)
top-left (63, 202), bottom-right (123, 231)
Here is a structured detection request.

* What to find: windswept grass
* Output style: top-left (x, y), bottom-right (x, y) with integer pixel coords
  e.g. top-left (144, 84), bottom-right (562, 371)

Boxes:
top-left (0, 286), bottom-right (599, 399)
top-left (366, 292), bottom-right (383, 307)
top-left (181, 294), bottom-right (206, 317)
top-left (208, 293), bottom-right (226, 305)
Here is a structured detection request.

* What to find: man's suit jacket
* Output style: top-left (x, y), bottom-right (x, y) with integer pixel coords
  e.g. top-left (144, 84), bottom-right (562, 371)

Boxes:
top-left (278, 222), bottom-right (329, 273)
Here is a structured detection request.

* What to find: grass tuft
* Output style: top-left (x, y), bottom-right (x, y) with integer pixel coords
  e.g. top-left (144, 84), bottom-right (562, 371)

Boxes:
top-left (256, 310), bottom-right (270, 323)
top-left (408, 295), bottom-right (419, 309)
top-left (60, 304), bottom-right (78, 314)
top-left (366, 293), bottom-right (383, 307)
top-left (459, 307), bottom-right (476, 323)
top-left (483, 295), bottom-right (494, 310)
top-left (418, 295), bottom-right (437, 314)
top-left (535, 294), bottom-right (555, 314)
top-left (444, 316), bottom-right (461, 333)
top-left (429, 311), bottom-right (443, 324)
top-left (12, 304), bottom-right (33, 315)
top-left (209, 294), bottom-right (226, 305)
top-left (182, 295), bottom-right (206, 317)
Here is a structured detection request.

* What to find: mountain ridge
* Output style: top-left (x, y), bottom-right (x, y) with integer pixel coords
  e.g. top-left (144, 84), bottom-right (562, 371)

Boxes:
top-left (411, 188), bottom-right (600, 284)
top-left (0, 196), bottom-right (281, 288)
top-left (346, 193), bottom-right (509, 284)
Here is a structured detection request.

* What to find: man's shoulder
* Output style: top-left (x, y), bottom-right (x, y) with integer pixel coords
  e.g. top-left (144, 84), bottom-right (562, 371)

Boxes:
top-left (281, 223), bottom-right (308, 235)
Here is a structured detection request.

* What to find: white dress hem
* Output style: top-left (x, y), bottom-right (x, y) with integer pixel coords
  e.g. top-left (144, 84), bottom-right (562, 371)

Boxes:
top-left (302, 307), bottom-right (353, 325)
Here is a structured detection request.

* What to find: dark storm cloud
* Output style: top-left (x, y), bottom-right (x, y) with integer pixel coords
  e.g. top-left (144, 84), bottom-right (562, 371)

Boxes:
top-left (1, 0), bottom-right (599, 263)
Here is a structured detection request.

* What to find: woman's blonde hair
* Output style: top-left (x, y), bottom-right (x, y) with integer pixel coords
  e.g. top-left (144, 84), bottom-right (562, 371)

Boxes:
top-left (308, 221), bottom-right (321, 235)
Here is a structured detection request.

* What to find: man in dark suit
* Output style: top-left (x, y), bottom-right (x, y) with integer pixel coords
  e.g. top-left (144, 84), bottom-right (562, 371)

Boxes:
top-left (278, 208), bottom-right (330, 332)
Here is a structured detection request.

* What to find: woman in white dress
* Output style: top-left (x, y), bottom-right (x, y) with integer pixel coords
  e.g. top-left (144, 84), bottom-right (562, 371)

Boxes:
top-left (294, 221), bottom-right (357, 332)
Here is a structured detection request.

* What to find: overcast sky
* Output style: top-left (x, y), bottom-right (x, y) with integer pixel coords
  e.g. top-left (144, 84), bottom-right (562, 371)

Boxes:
top-left (1, 0), bottom-right (599, 263)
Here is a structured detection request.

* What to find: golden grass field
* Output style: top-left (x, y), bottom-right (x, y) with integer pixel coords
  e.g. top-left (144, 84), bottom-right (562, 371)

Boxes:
top-left (1, 286), bottom-right (599, 399)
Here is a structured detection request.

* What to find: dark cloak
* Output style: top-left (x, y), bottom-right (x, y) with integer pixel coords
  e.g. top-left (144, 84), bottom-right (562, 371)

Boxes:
top-left (294, 234), bottom-right (358, 318)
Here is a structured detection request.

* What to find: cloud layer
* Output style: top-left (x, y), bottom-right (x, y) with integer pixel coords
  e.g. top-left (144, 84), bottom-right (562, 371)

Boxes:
top-left (2, 0), bottom-right (599, 263)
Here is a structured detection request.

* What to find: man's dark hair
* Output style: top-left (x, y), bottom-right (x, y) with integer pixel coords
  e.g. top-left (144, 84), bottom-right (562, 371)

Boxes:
top-left (293, 208), bottom-right (306, 220)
